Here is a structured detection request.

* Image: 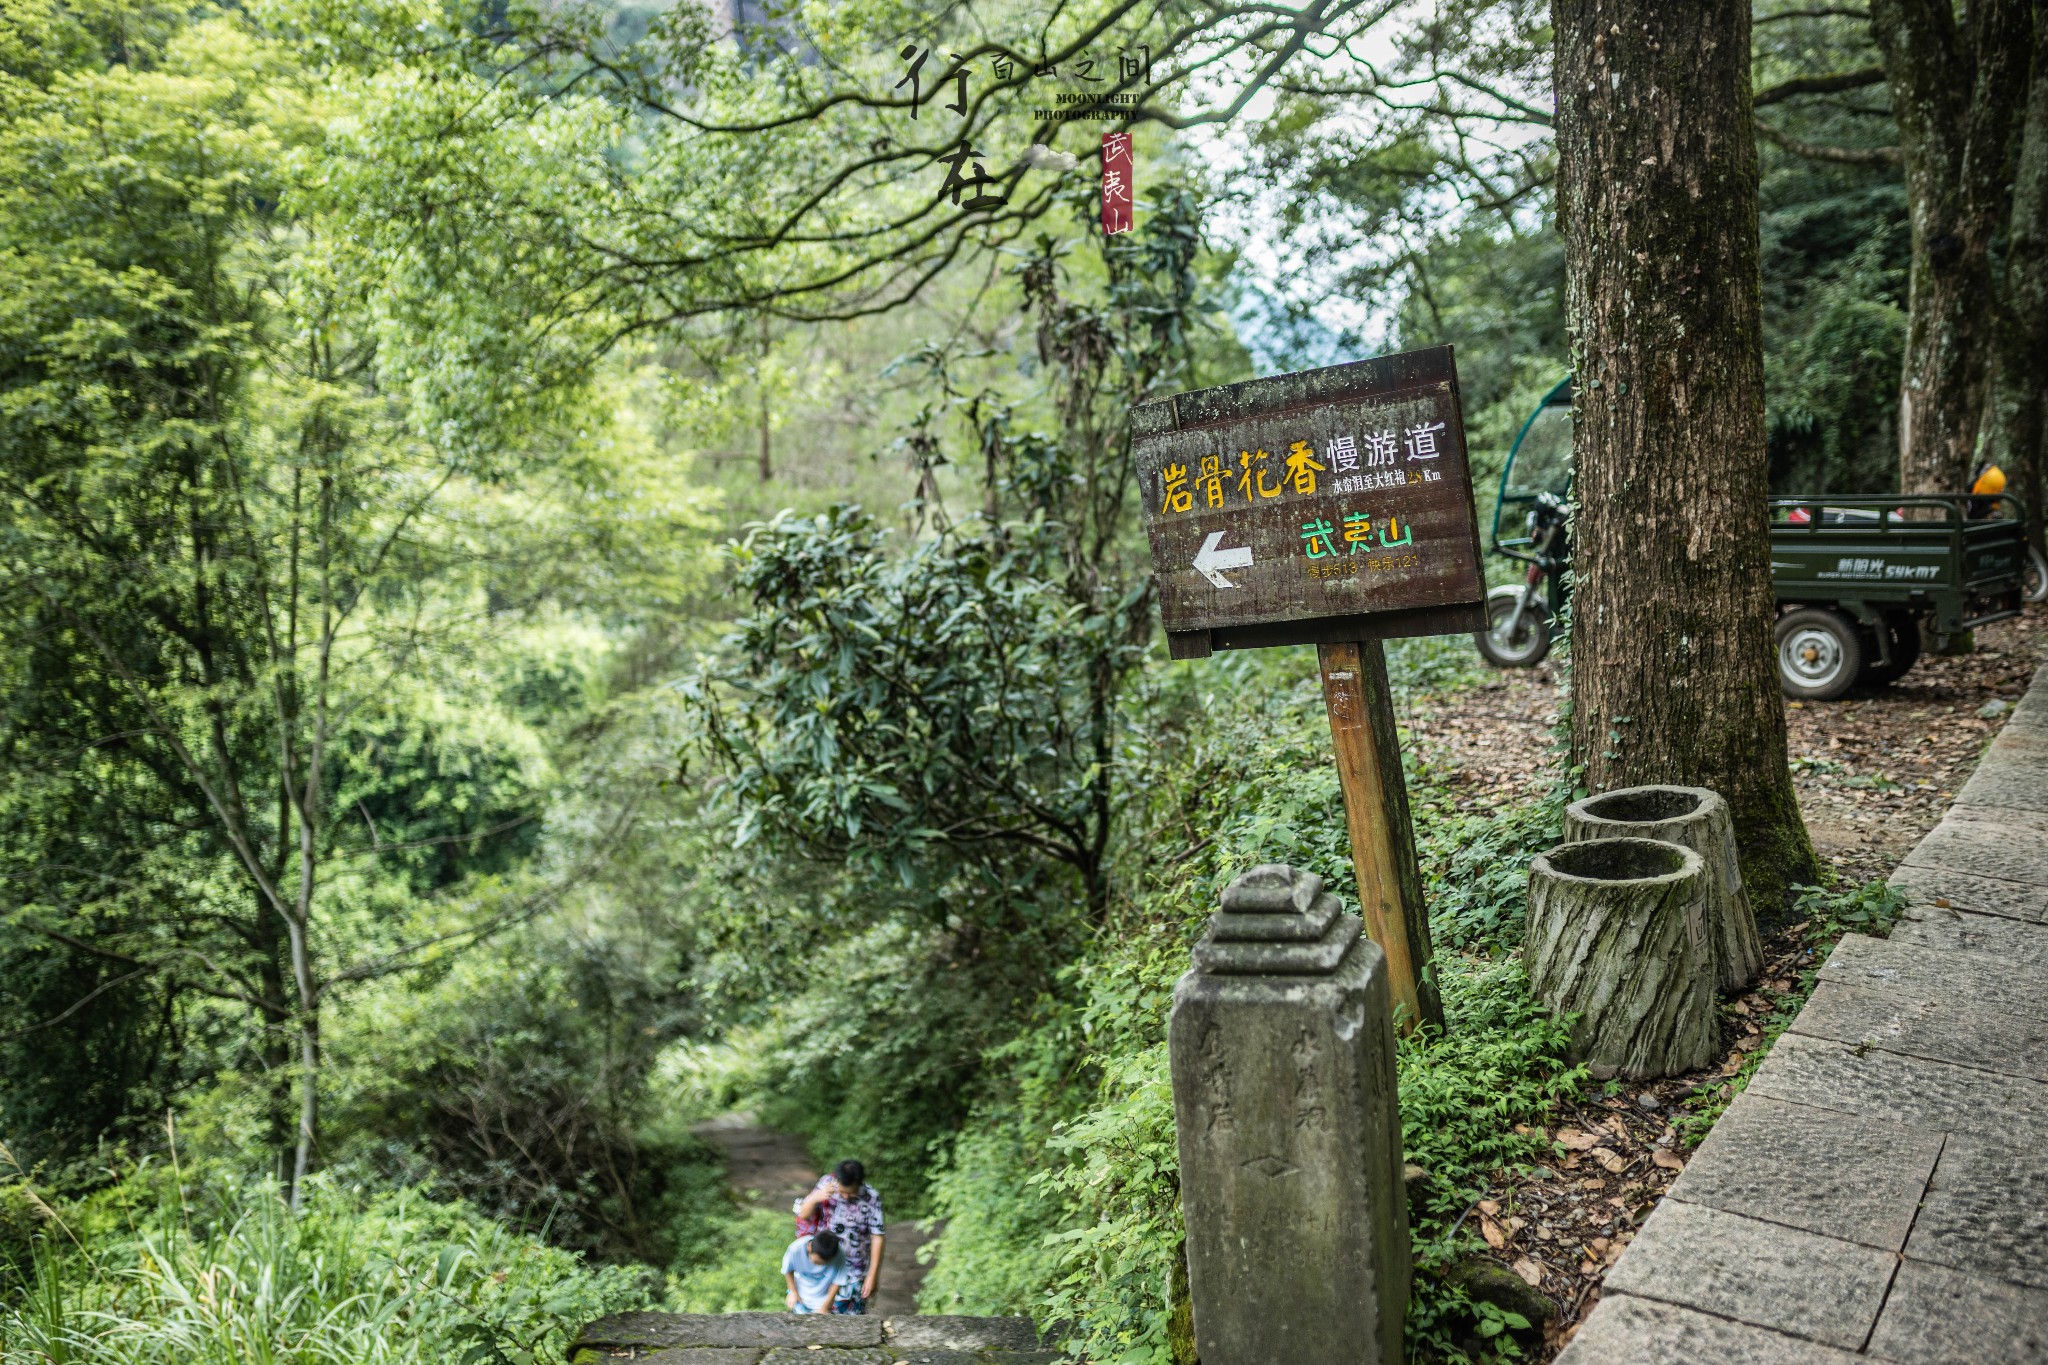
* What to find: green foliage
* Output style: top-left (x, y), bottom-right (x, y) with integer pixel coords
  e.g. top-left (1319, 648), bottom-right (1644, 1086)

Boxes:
top-left (910, 643), bottom-right (1584, 1362)
top-left (1401, 963), bottom-right (1585, 1224)
top-left (666, 1207), bottom-right (793, 1313)
top-left (0, 0), bottom-right (713, 1187)
top-left (1753, 7), bottom-right (1910, 492)
top-left (0, 1168), bottom-right (651, 1363)
top-left (325, 927), bottom-right (700, 1264)
top-left (693, 504), bottom-right (1140, 903)
top-left (0, 1181), bottom-right (44, 1291)
top-left (1412, 793), bottom-right (1564, 954)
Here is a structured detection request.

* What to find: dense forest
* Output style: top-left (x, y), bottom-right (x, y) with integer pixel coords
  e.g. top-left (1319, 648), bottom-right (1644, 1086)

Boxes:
top-left (1, 0), bottom-right (2039, 1361)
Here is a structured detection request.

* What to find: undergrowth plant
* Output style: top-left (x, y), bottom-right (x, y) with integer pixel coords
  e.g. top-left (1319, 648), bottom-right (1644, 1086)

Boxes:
top-left (912, 648), bottom-right (1587, 1364)
top-left (0, 1168), bottom-right (649, 1364)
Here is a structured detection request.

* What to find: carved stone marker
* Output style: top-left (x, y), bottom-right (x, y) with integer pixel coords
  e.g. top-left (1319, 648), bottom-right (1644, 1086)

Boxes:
top-left (1564, 784), bottom-right (1763, 992)
top-left (1169, 863), bottom-right (1409, 1365)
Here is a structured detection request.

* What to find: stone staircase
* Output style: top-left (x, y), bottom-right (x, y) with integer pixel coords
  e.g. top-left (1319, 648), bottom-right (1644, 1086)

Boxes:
top-left (568, 1312), bottom-right (1062, 1364)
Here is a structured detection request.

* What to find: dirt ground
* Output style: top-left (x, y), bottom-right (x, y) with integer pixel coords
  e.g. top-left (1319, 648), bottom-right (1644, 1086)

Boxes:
top-left (1401, 602), bottom-right (2047, 1357)
top-left (1409, 603), bottom-right (2047, 885)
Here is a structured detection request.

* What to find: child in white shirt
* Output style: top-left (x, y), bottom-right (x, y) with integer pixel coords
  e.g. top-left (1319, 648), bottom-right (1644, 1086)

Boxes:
top-left (781, 1230), bottom-right (848, 1313)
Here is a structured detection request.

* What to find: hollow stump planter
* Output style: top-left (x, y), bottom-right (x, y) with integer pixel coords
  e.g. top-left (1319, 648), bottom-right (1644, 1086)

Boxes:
top-left (1564, 785), bottom-right (1763, 992)
top-left (1524, 838), bottom-right (1716, 1079)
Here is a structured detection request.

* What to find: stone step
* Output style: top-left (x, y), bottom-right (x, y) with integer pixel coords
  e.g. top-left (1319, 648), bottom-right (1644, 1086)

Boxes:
top-left (567, 1312), bottom-right (1058, 1365)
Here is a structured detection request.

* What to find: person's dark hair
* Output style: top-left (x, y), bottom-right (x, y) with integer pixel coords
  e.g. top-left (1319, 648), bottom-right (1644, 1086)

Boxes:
top-left (835, 1159), bottom-right (865, 1188)
top-left (810, 1230), bottom-right (841, 1259)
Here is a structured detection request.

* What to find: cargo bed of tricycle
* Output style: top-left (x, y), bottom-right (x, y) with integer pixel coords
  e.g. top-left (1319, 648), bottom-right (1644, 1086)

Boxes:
top-left (1477, 377), bottom-right (2031, 696)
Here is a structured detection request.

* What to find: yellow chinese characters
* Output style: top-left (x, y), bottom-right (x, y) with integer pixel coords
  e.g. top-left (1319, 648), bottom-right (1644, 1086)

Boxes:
top-left (1285, 440), bottom-right (1324, 495)
top-left (1237, 449), bottom-right (1282, 500)
top-left (1160, 463), bottom-right (1192, 514)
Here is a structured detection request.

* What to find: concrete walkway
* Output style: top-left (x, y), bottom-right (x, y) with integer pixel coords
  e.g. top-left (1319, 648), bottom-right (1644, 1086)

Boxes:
top-left (1560, 672), bottom-right (2048, 1363)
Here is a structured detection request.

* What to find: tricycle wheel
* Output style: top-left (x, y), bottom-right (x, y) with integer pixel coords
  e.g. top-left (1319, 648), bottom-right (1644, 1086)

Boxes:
top-left (2026, 546), bottom-right (2047, 604)
top-left (1776, 608), bottom-right (1863, 701)
top-left (1475, 588), bottom-right (1551, 668)
top-left (1859, 610), bottom-right (1921, 687)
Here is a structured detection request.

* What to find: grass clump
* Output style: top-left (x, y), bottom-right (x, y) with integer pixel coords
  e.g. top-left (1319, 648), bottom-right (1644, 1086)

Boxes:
top-left (0, 1167), bottom-right (651, 1364)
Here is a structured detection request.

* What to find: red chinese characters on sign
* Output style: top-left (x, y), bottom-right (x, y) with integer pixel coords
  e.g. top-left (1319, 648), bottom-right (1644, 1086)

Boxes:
top-left (1102, 132), bottom-right (1133, 234)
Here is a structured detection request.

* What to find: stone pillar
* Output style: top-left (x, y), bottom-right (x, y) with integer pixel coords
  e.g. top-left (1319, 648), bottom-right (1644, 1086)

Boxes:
top-left (1169, 863), bottom-right (1409, 1365)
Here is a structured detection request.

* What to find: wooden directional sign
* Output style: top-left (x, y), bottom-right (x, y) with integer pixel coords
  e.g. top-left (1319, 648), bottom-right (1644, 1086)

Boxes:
top-left (1131, 345), bottom-right (1487, 660)
top-left (1134, 345), bottom-right (1488, 1033)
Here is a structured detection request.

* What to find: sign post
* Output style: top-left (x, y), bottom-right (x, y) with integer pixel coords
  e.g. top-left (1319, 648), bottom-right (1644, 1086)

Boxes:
top-left (1132, 345), bottom-right (1486, 1032)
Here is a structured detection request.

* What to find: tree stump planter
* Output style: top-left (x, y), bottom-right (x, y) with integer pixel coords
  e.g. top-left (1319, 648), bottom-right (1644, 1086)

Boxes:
top-left (1524, 838), bottom-right (1716, 1080)
top-left (1564, 785), bottom-right (1763, 992)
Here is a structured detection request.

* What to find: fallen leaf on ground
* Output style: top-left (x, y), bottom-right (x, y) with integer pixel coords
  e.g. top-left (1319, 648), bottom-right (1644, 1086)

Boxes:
top-left (1597, 1150), bottom-right (1629, 1174)
top-left (1478, 1199), bottom-right (1500, 1216)
top-left (1480, 1216), bottom-right (1507, 1249)
top-left (1735, 1034), bottom-right (1764, 1052)
top-left (1555, 1128), bottom-right (1602, 1151)
top-left (1512, 1257), bottom-right (1544, 1287)
top-left (1651, 1150), bottom-right (1685, 1171)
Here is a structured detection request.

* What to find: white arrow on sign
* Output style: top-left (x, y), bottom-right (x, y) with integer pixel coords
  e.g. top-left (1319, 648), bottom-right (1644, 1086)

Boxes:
top-left (1193, 530), bottom-right (1255, 589)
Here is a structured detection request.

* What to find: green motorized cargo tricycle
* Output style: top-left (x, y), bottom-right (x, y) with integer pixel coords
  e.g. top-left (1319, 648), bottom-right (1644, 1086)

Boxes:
top-left (1477, 378), bottom-right (2033, 700)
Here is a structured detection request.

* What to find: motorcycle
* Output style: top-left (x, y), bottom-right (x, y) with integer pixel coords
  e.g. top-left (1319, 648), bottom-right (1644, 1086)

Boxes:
top-left (1475, 491), bottom-right (1567, 668)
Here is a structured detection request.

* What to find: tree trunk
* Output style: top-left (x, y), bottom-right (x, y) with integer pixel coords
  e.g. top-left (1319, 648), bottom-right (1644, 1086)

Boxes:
top-left (1868, 0), bottom-right (2033, 494)
top-left (1524, 838), bottom-right (1717, 1079)
top-left (757, 315), bottom-right (773, 483)
top-left (1992, 2), bottom-right (2048, 558)
top-left (1554, 0), bottom-right (1817, 906)
top-left (1565, 785), bottom-right (1763, 992)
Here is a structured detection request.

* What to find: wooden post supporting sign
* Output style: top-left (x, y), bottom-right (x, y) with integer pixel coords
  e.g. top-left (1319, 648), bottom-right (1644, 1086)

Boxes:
top-left (1133, 345), bottom-right (1483, 1034)
top-left (1318, 638), bottom-right (1442, 1031)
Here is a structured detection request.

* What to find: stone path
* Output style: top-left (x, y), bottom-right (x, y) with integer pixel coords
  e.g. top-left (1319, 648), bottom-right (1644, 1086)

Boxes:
top-left (1559, 667), bottom-right (2048, 1363)
top-left (567, 1311), bottom-right (1058, 1364)
top-left (691, 1114), bottom-right (936, 1317)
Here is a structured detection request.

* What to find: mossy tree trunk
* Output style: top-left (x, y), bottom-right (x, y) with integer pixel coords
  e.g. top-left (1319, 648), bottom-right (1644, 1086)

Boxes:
top-left (1868, 0), bottom-right (2032, 496)
top-left (1991, 7), bottom-right (2048, 559)
top-left (1565, 785), bottom-right (1763, 992)
top-left (1524, 839), bottom-right (1717, 1079)
top-left (1553, 0), bottom-right (1817, 907)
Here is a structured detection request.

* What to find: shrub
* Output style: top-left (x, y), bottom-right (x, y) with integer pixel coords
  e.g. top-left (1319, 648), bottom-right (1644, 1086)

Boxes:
top-left (0, 1167), bottom-right (650, 1363)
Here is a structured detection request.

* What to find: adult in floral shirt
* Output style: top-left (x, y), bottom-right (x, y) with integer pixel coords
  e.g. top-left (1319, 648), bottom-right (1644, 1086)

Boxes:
top-left (796, 1160), bottom-right (884, 1313)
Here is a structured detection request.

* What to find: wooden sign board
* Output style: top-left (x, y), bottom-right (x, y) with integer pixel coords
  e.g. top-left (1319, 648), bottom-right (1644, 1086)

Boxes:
top-left (1134, 345), bottom-right (1484, 1033)
top-left (1131, 345), bottom-right (1487, 660)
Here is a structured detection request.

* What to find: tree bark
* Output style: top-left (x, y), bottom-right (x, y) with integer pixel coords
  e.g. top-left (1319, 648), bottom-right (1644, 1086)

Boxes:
top-left (1565, 785), bottom-right (1762, 992)
top-left (1524, 838), bottom-right (1717, 1079)
top-left (1554, 0), bottom-right (1817, 905)
top-left (1992, 2), bottom-right (2048, 557)
top-left (1868, 0), bottom-right (2033, 494)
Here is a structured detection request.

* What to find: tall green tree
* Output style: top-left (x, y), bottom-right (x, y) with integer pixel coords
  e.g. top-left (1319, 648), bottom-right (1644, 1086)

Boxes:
top-left (0, 1), bottom-right (678, 1193)
top-left (1553, 0), bottom-right (1816, 900)
top-left (1867, 0), bottom-right (2034, 494)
